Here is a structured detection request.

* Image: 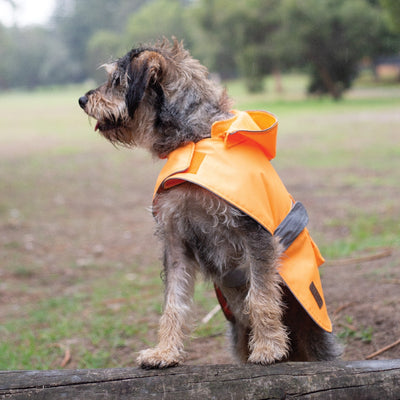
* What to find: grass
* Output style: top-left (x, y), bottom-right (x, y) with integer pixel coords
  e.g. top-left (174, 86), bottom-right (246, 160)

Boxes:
top-left (1, 267), bottom-right (163, 370)
top-left (0, 75), bottom-right (399, 369)
top-left (337, 316), bottom-right (374, 344)
top-left (228, 73), bottom-right (400, 112)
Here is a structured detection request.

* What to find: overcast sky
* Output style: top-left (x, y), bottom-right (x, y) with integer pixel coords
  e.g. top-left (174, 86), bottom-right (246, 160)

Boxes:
top-left (0, 0), bottom-right (55, 26)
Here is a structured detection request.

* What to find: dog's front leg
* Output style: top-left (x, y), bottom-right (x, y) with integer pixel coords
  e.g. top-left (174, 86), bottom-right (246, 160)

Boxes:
top-left (137, 238), bottom-right (195, 369)
top-left (246, 237), bottom-right (290, 365)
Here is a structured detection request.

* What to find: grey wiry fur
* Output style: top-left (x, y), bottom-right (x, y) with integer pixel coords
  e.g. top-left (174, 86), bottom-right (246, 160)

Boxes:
top-left (79, 39), bottom-right (341, 368)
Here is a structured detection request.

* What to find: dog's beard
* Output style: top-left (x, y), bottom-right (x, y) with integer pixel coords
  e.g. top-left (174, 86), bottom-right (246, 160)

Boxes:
top-left (89, 101), bottom-right (135, 146)
top-left (95, 121), bottom-right (135, 146)
top-left (94, 116), bottom-right (121, 133)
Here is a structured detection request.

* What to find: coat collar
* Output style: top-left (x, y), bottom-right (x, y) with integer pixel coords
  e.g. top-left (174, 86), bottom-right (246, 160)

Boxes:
top-left (211, 110), bottom-right (278, 160)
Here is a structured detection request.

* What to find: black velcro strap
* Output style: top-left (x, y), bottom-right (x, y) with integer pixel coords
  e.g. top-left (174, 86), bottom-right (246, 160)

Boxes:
top-left (274, 201), bottom-right (309, 252)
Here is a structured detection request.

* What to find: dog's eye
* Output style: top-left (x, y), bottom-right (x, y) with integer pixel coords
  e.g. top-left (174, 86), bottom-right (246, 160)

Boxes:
top-left (112, 76), bottom-right (121, 87)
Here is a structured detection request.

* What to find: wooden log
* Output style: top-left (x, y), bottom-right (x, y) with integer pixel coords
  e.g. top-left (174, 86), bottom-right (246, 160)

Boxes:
top-left (1, 360), bottom-right (400, 400)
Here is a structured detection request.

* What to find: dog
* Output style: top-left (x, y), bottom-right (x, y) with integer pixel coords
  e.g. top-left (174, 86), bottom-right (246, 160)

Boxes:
top-left (79, 39), bottom-right (341, 369)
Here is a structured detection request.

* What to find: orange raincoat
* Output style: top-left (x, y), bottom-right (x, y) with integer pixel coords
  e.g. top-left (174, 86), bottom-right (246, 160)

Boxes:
top-left (154, 110), bottom-right (332, 332)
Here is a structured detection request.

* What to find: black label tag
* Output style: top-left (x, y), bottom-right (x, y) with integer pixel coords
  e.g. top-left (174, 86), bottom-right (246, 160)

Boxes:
top-left (309, 281), bottom-right (323, 309)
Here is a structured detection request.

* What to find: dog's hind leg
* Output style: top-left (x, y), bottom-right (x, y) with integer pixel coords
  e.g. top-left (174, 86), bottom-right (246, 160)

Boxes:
top-left (137, 235), bottom-right (196, 369)
top-left (245, 236), bottom-right (290, 365)
top-left (229, 320), bottom-right (251, 363)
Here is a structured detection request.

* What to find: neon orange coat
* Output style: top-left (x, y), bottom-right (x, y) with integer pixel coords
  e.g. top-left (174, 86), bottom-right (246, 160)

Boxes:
top-left (154, 110), bottom-right (332, 332)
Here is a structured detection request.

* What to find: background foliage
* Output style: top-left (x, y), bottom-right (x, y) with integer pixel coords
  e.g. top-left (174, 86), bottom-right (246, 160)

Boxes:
top-left (0, 0), bottom-right (399, 97)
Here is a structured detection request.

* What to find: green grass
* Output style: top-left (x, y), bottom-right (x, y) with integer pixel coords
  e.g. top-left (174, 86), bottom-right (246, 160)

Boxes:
top-left (337, 316), bottom-right (374, 344)
top-left (0, 267), bottom-right (223, 370)
top-left (228, 73), bottom-right (400, 111)
top-left (0, 268), bottom-right (163, 370)
top-left (1, 76), bottom-right (399, 369)
top-left (321, 211), bottom-right (399, 259)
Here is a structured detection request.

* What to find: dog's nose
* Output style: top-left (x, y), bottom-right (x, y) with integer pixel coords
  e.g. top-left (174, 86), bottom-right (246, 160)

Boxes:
top-left (79, 96), bottom-right (88, 109)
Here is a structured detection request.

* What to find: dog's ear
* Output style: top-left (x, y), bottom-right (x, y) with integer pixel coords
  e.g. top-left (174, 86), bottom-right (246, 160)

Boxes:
top-left (126, 51), bottom-right (166, 118)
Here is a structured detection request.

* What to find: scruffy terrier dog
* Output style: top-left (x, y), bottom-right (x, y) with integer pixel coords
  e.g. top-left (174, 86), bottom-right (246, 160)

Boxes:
top-left (79, 39), bottom-right (340, 369)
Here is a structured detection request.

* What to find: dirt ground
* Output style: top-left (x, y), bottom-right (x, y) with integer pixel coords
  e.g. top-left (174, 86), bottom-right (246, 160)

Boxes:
top-left (2, 148), bottom-right (399, 368)
top-left (1, 93), bottom-right (399, 369)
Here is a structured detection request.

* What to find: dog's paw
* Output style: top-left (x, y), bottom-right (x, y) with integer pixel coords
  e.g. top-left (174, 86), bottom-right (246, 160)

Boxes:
top-left (137, 347), bottom-right (184, 369)
top-left (248, 340), bottom-right (289, 365)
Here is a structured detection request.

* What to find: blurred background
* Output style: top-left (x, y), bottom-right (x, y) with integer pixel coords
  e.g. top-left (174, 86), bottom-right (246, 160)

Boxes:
top-left (0, 0), bottom-right (399, 370)
top-left (0, 0), bottom-right (399, 96)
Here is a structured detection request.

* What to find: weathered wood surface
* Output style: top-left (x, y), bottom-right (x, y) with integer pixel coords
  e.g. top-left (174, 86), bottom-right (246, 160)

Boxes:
top-left (1, 360), bottom-right (400, 400)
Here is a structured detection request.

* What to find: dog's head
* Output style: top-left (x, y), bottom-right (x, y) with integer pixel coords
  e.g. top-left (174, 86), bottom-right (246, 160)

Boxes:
top-left (79, 42), bottom-right (169, 148)
top-left (79, 39), bottom-right (231, 157)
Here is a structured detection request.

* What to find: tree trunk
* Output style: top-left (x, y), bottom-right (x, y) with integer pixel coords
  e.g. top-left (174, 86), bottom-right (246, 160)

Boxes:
top-left (1, 360), bottom-right (400, 399)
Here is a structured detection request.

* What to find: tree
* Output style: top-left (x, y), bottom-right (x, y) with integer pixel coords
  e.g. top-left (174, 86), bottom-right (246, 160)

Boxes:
top-left (125, 0), bottom-right (188, 48)
top-left (232, 0), bottom-right (286, 92)
top-left (191, 0), bottom-right (285, 92)
top-left (1, 26), bottom-right (51, 88)
top-left (0, 24), bottom-right (13, 89)
top-left (380, 0), bottom-right (400, 33)
top-left (0, 0), bottom-right (399, 90)
top-left (51, 0), bottom-right (148, 81)
top-left (190, 0), bottom-right (241, 79)
top-left (86, 30), bottom-right (124, 83)
top-left (283, 0), bottom-right (384, 99)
